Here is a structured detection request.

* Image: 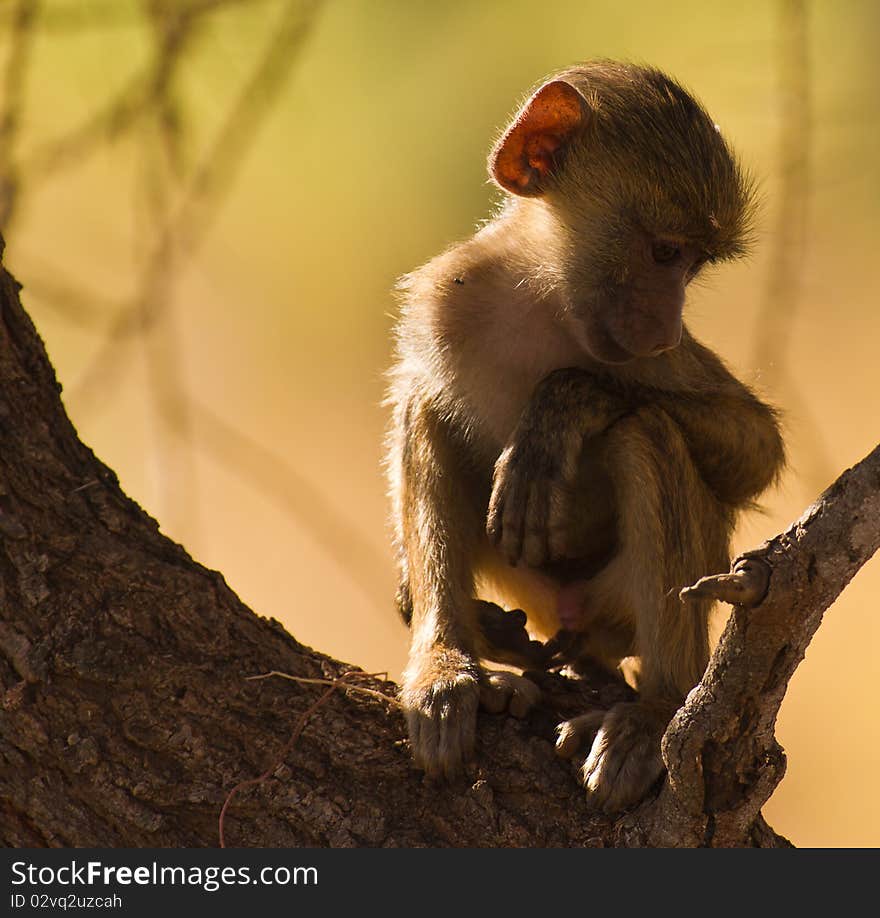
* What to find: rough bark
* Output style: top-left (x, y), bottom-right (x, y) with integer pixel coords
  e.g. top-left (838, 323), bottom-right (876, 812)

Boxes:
top-left (636, 442), bottom-right (880, 846)
top-left (0, 239), bottom-right (876, 847)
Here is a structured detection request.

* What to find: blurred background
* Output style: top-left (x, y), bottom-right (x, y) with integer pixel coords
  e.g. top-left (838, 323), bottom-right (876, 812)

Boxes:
top-left (0, 0), bottom-right (877, 846)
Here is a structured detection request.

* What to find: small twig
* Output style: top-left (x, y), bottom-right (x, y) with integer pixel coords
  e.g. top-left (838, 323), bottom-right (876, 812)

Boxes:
top-left (14, 256), bottom-right (128, 329)
top-left (70, 479), bottom-right (99, 493)
top-left (246, 670), bottom-right (402, 708)
top-left (181, 396), bottom-right (391, 618)
top-left (750, 0), bottom-right (834, 494)
top-left (218, 669), bottom-right (397, 848)
top-left (0, 0), bottom-right (39, 227)
top-left (23, 68), bottom-right (152, 180)
top-left (679, 558), bottom-right (771, 607)
top-left (68, 0), bottom-right (324, 406)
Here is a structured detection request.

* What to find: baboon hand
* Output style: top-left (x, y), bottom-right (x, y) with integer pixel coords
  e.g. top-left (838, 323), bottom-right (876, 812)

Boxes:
top-left (486, 433), bottom-right (578, 567)
top-left (400, 647), bottom-right (481, 780)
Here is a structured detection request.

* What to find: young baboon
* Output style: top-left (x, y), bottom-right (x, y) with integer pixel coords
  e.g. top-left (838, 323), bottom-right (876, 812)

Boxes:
top-left (385, 61), bottom-right (784, 812)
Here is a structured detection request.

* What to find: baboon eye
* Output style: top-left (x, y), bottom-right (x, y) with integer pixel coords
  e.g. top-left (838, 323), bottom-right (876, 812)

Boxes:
top-left (651, 240), bottom-right (681, 265)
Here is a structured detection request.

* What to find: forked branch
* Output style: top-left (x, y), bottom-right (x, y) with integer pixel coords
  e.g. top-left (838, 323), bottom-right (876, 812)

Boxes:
top-left (636, 444), bottom-right (880, 846)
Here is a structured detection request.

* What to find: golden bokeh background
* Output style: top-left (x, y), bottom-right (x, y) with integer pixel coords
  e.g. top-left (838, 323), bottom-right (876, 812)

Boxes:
top-left (2, 0), bottom-right (878, 846)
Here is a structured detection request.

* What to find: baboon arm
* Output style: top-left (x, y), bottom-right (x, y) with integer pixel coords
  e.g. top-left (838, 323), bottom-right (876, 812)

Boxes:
top-left (652, 391), bottom-right (784, 505)
top-left (398, 398), bottom-right (481, 650)
top-left (640, 338), bottom-right (785, 505)
top-left (486, 367), bottom-right (627, 567)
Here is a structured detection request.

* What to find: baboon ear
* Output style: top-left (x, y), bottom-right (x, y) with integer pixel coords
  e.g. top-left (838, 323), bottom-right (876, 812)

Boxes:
top-left (489, 80), bottom-right (589, 197)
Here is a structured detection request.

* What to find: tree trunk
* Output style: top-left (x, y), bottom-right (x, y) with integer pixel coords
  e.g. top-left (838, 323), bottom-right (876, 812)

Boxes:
top-left (0, 240), bottom-right (875, 847)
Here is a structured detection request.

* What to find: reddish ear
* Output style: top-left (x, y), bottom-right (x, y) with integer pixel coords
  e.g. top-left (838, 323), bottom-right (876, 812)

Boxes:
top-left (489, 80), bottom-right (588, 197)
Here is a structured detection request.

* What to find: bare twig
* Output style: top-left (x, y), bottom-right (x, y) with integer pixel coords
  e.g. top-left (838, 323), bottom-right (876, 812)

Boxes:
top-left (68, 0), bottom-right (323, 406)
top-left (24, 68), bottom-right (153, 180)
top-left (246, 670), bottom-right (402, 708)
top-left (218, 669), bottom-right (394, 848)
top-left (679, 558), bottom-right (770, 606)
top-left (0, 0), bottom-right (39, 227)
top-left (753, 0), bottom-right (834, 492)
top-left (180, 396), bottom-right (390, 614)
top-left (15, 254), bottom-right (128, 328)
top-left (24, 1), bottom-right (340, 569)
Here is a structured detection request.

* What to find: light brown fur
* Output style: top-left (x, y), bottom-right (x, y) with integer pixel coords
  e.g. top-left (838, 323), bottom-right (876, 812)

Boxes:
top-left (386, 61), bottom-right (784, 810)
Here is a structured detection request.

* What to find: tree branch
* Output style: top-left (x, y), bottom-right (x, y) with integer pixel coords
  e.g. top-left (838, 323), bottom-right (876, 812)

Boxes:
top-left (0, 240), bottom-right (876, 847)
top-left (638, 444), bottom-right (880, 846)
